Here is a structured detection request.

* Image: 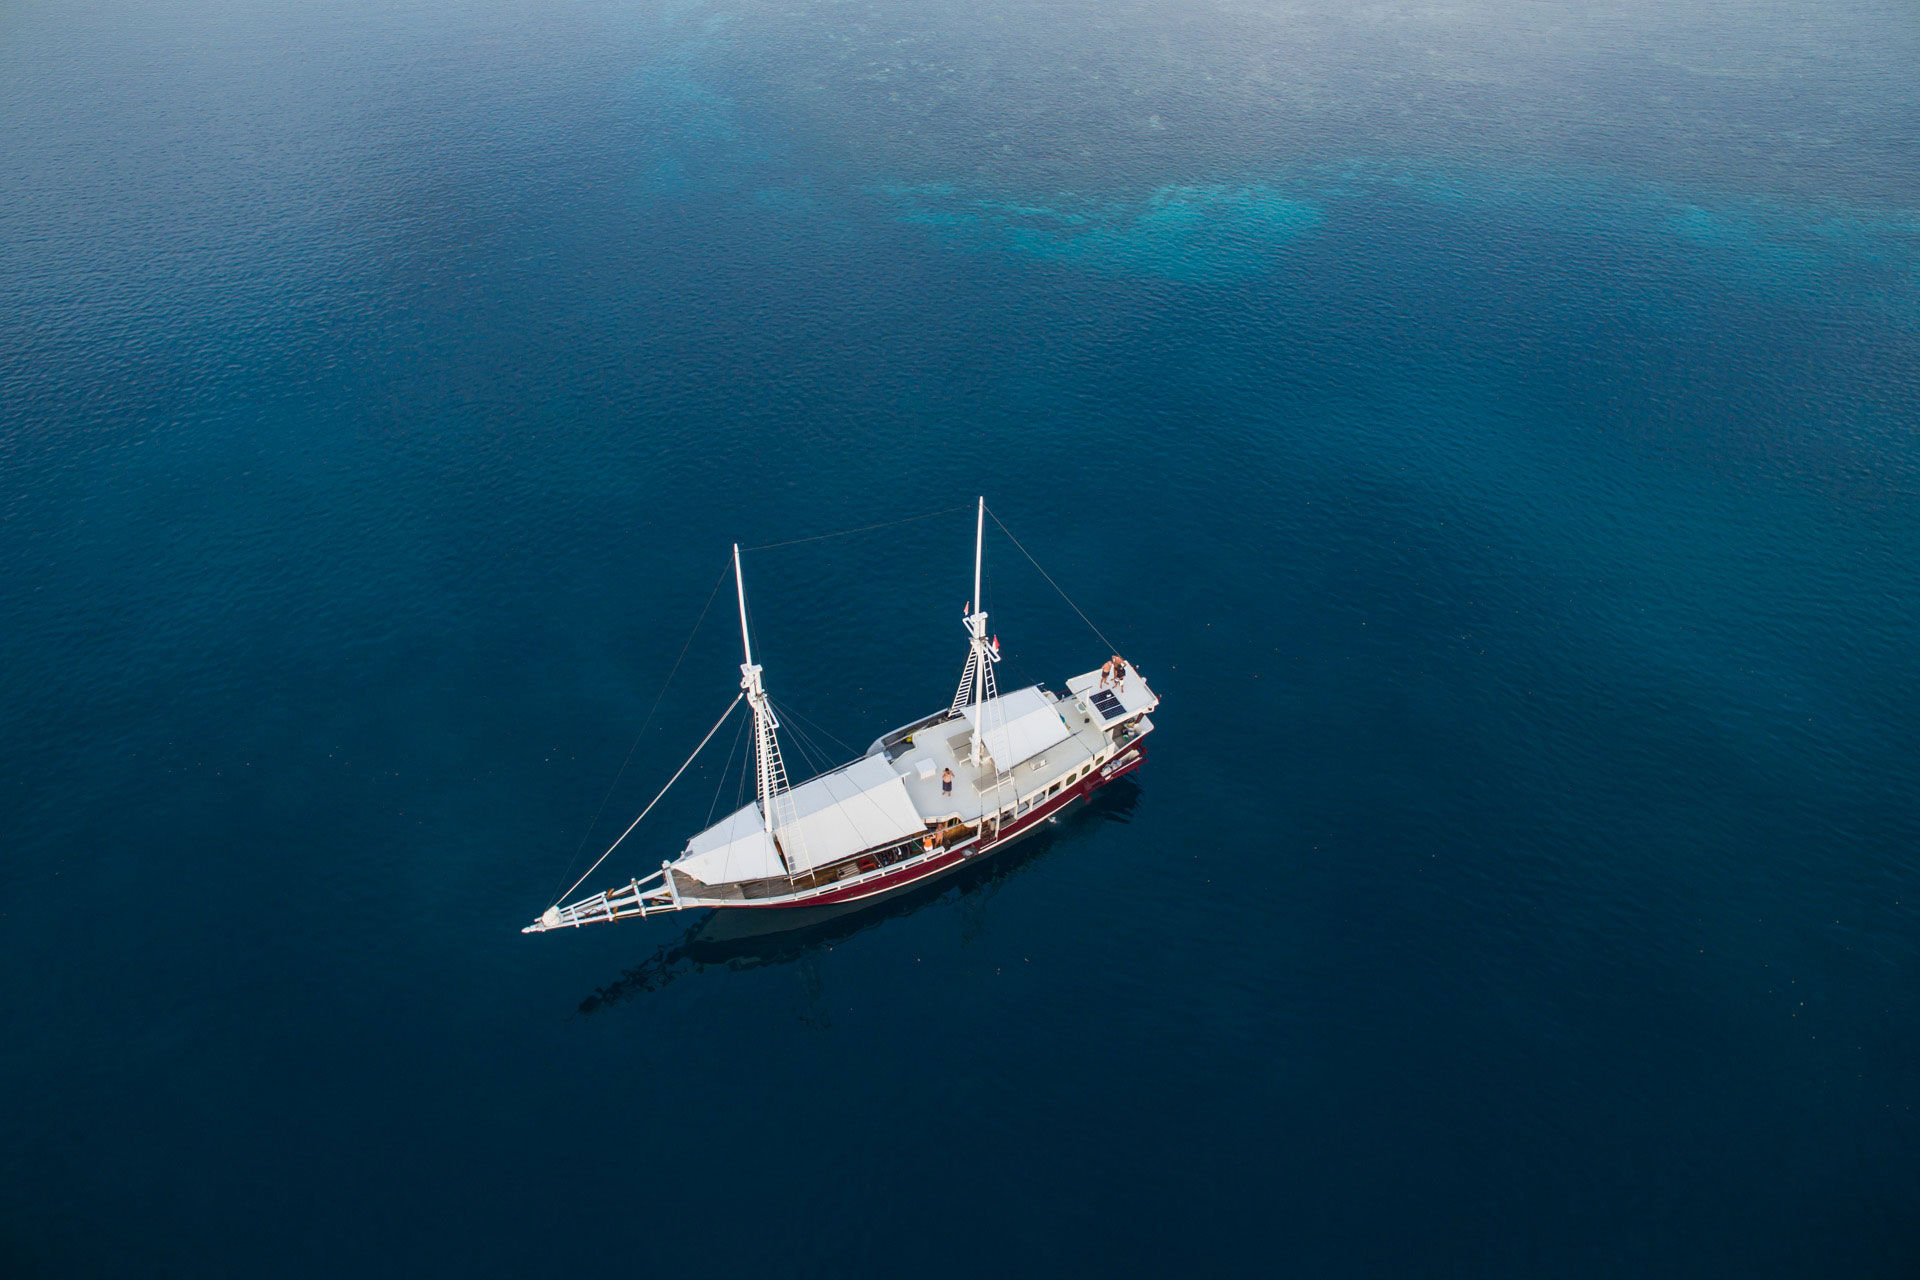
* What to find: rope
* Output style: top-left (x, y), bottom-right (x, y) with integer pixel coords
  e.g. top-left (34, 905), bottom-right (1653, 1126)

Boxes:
top-left (546, 556), bottom-right (732, 903)
top-left (741, 504), bottom-right (973, 552)
top-left (733, 722), bottom-right (752, 812)
top-left (706, 710), bottom-right (749, 826)
top-left (553, 694), bottom-right (744, 907)
top-left (984, 505), bottom-right (1120, 654)
top-left (775, 704), bottom-right (824, 773)
top-left (775, 697), bottom-right (857, 756)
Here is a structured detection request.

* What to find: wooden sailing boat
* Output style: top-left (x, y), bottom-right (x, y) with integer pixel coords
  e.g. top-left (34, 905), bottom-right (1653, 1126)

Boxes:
top-left (525, 499), bottom-right (1158, 933)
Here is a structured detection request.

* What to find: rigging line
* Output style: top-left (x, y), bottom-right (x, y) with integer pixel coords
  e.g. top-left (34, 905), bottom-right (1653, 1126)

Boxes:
top-left (776, 698), bottom-right (857, 756)
top-left (548, 555), bottom-right (732, 903)
top-left (768, 698), bottom-right (828, 768)
top-left (985, 505), bottom-right (1119, 655)
top-left (734, 723), bottom-right (752, 812)
top-left (740, 503), bottom-right (973, 552)
top-left (706, 709), bottom-right (749, 826)
top-left (792, 718), bottom-right (829, 775)
top-left (789, 708), bottom-right (860, 790)
top-left (773, 705), bottom-right (816, 773)
top-left (553, 694), bottom-right (744, 907)
top-left (769, 702), bottom-right (907, 850)
top-left (774, 700), bottom-right (831, 777)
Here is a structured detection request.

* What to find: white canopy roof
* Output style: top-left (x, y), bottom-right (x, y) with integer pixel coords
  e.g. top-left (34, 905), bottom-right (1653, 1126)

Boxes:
top-left (674, 802), bottom-right (782, 885)
top-left (964, 685), bottom-right (1071, 768)
top-left (673, 753), bottom-right (927, 886)
top-left (776, 752), bottom-right (925, 874)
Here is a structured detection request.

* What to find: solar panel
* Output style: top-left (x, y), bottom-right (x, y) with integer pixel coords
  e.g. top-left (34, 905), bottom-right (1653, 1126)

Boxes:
top-left (1089, 689), bottom-right (1125, 721)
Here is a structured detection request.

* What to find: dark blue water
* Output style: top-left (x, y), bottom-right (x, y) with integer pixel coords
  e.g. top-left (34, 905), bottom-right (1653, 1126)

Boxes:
top-left (5, 1), bottom-right (1918, 1274)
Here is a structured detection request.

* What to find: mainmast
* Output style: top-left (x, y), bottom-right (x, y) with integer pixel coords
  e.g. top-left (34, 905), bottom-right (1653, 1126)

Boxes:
top-left (735, 544), bottom-right (799, 867)
top-left (951, 497), bottom-right (1000, 766)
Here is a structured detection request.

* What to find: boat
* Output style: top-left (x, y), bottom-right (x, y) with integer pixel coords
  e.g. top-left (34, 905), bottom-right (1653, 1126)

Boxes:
top-left (524, 499), bottom-right (1159, 934)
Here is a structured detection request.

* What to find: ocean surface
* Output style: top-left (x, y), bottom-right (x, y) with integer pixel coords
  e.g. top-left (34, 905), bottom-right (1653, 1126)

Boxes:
top-left (4, 0), bottom-right (1918, 1274)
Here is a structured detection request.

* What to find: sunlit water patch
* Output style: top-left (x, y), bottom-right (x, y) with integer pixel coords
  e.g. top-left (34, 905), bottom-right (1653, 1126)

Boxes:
top-left (619, 3), bottom-right (1917, 309)
top-left (1307, 159), bottom-right (1920, 316)
top-left (868, 161), bottom-right (1918, 310)
top-left (871, 182), bottom-right (1324, 280)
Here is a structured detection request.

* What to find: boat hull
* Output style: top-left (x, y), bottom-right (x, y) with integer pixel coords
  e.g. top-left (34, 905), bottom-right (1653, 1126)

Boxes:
top-left (716, 742), bottom-right (1146, 917)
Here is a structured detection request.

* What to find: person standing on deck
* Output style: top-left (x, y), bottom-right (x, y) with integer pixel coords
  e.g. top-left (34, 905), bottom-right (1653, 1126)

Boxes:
top-left (941, 767), bottom-right (954, 799)
top-left (1110, 655), bottom-right (1127, 693)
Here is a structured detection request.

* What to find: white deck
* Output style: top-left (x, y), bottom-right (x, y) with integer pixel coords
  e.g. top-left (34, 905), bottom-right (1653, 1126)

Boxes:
top-left (887, 665), bottom-right (1154, 826)
top-left (963, 685), bottom-right (1073, 772)
top-left (1064, 661), bottom-right (1155, 726)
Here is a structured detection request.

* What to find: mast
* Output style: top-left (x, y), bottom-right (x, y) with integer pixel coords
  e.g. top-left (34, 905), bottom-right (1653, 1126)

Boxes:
top-left (973, 496), bottom-right (984, 641)
top-left (735, 542), bottom-right (755, 672)
top-left (952, 497), bottom-right (1000, 766)
top-left (734, 544), bottom-right (791, 851)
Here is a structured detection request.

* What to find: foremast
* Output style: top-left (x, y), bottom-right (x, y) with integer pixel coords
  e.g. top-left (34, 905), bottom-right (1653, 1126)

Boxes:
top-left (734, 543), bottom-right (806, 876)
top-left (522, 545), bottom-right (808, 933)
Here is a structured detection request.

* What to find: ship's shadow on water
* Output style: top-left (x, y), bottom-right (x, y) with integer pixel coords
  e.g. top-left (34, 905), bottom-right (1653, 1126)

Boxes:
top-left (577, 780), bottom-right (1142, 1014)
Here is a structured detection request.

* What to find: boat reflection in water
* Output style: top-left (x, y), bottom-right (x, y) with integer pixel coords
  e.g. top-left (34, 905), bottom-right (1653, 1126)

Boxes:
top-left (576, 779), bottom-right (1142, 1015)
